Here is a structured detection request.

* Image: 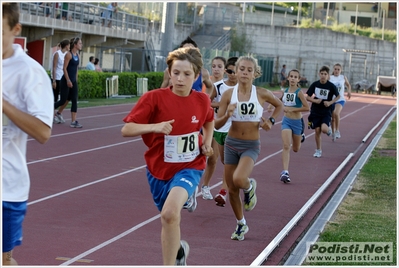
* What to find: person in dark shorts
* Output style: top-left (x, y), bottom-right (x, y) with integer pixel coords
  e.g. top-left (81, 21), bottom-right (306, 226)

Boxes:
top-left (306, 66), bottom-right (340, 158)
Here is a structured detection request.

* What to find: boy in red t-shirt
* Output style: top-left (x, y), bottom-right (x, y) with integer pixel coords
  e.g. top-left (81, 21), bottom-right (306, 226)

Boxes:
top-left (122, 47), bottom-right (214, 265)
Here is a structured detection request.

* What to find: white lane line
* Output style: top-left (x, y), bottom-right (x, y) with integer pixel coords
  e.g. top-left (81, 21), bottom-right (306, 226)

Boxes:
top-left (27, 139), bottom-right (141, 165)
top-left (28, 124), bottom-right (125, 141)
top-left (59, 214), bottom-right (160, 266)
top-left (27, 165), bottom-right (146, 206)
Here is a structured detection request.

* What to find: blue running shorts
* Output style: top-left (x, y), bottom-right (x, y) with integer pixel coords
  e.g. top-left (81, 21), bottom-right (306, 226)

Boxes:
top-left (3, 201), bottom-right (27, 252)
top-left (281, 117), bottom-right (303, 135)
top-left (147, 168), bottom-right (203, 211)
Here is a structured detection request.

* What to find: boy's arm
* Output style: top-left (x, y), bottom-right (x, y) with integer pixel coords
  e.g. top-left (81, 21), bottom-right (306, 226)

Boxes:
top-left (121, 119), bottom-right (175, 137)
top-left (324, 85), bottom-right (341, 107)
top-left (3, 99), bottom-right (51, 144)
top-left (200, 120), bottom-right (214, 157)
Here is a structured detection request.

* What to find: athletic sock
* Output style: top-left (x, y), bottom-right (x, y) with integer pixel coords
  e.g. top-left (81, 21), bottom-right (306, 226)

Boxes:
top-left (244, 181), bottom-right (252, 193)
top-left (176, 245), bottom-right (184, 259)
top-left (237, 217), bottom-right (246, 225)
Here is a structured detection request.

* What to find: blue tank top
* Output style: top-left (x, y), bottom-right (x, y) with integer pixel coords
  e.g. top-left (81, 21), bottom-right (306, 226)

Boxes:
top-left (67, 51), bottom-right (79, 82)
top-left (283, 88), bottom-right (302, 108)
top-left (192, 72), bottom-right (203, 92)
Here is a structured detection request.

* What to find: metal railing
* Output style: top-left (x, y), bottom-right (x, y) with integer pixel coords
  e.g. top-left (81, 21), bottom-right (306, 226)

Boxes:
top-left (19, 2), bottom-right (148, 33)
top-left (210, 30), bottom-right (231, 50)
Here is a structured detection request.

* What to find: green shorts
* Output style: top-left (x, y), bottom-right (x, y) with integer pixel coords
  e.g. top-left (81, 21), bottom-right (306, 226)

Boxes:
top-left (214, 131), bottom-right (228, 146)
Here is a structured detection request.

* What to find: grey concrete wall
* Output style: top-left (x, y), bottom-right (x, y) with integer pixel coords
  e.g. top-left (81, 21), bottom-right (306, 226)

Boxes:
top-left (239, 24), bottom-right (396, 85)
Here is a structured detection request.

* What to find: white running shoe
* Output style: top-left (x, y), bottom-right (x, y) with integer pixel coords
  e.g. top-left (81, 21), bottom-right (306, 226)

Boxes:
top-left (55, 112), bottom-right (65, 123)
top-left (326, 127), bottom-right (332, 136)
top-left (313, 149), bottom-right (322, 158)
top-left (183, 186), bottom-right (198, 212)
top-left (175, 240), bottom-right (190, 265)
top-left (201, 186), bottom-right (213, 200)
top-left (332, 132), bottom-right (336, 142)
top-left (53, 115), bottom-right (61, 124)
top-left (335, 130), bottom-right (341, 139)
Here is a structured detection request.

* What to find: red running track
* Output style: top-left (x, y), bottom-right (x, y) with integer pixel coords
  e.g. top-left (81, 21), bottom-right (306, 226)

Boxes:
top-left (14, 92), bottom-right (396, 266)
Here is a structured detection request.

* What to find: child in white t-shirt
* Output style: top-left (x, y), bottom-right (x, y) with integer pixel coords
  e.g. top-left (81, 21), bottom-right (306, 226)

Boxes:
top-left (2, 3), bottom-right (54, 265)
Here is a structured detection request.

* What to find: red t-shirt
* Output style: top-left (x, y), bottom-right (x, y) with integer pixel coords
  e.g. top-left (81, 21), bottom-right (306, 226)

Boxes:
top-left (123, 87), bottom-right (214, 180)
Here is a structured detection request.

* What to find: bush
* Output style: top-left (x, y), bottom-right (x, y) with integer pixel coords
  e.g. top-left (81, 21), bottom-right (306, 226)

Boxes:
top-left (313, 19), bottom-right (324, 29)
top-left (47, 70), bottom-right (164, 99)
top-left (299, 18), bottom-right (312, 28)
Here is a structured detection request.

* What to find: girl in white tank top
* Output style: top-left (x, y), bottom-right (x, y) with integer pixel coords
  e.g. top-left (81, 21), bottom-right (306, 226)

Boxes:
top-left (329, 63), bottom-right (352, 141)
top-left (213, 55), bottom-right (284, 241)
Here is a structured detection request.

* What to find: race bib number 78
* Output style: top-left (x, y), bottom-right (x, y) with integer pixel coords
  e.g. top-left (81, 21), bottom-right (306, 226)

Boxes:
top-left (164, 131), bottom-right (200, 163)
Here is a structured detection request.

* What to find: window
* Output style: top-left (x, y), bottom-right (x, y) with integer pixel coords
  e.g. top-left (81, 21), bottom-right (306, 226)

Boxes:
top-left (388, 3), bottom-right (396, 18)
top-left (323, 3), bottom-right (336, 10)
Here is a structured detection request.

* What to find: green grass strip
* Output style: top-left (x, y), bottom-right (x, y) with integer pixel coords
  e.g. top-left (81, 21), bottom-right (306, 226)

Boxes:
top-left (304, 117), bottom-right (397, 266)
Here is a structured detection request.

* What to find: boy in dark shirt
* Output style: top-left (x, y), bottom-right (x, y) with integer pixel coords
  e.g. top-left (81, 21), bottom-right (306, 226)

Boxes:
top-left (306, 66), bottom-right (340, 158)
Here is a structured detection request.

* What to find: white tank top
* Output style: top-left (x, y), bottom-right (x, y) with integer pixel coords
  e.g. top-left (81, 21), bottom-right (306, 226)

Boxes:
top-left (52, 50), bottom-right (67, 80)
top-left (215, 81), bottom-right (233, 132)
top-left (329, 74), bottom-right (346, 102)
top-left (230, 84), bottom-right (263, 122)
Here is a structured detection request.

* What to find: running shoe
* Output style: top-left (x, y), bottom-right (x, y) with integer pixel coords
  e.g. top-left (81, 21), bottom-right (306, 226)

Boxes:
top-left (301, 133), bottom-right (305, 143)
top-left (313, 149), bottom-right (322, 158)
top-left (326, 127), bottom-right (332, 136)
top-left (280, 171), bottom-right (291, 183)
top-left (70, 121), bottom-right (83, 128)
top-left (215, 189), bottom-right (227, 207)
top-left (175, 240), bottom-right (190, 265)
top-left (201, 185), bottom-right (213, 200)
top-left (56, 112), bottom-right (65, 123)
top-left (332, 132), bottom-right (336, 142)
top-left (244, 178), bottom-right (257, 211)
top-left (53, 115), bottom-right (60, 124)
top-left (335, 130), bottom-right (341, 139)
top-left (183, 186), bottom-right (198, 212)
top-left (231, 223), bottom-right (249, 241)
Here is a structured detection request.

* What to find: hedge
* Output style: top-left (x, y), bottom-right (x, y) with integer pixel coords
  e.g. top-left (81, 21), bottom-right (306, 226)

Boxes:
top-left (47, 70), bottom-right (164, 99)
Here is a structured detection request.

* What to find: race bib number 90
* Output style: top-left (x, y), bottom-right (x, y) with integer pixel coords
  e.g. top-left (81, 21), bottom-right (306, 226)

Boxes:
top-left (164, 131), bottom-right (200, 163)
top-left (314, 87), bottom-right (330, 100)
top-left (283, 92), bottom-right (296, 106)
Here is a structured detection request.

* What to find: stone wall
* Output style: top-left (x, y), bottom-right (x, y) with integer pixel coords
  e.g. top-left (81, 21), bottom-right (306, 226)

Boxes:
top-left (237, 23), bottom-right (396, 85)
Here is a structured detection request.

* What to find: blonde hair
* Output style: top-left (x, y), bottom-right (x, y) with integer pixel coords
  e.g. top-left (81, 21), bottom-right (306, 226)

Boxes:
top-left (236, 56), bottom-right (263, 79)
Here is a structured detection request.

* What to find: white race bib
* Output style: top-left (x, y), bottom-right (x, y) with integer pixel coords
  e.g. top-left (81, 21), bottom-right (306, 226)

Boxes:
top-left (314, 87), bottom-right (330, 100)
top-left (164, 131), bottom-right (200, 163)
top-left (283, 92), bottom-right (296, 106)
top-left (237, 101), bottom-right (258, 120)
